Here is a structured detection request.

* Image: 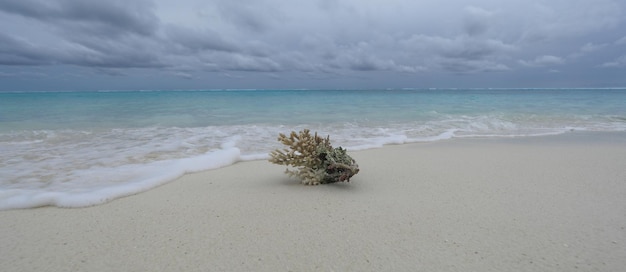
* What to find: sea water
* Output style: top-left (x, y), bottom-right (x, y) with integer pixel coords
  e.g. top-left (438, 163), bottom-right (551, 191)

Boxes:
top-left (1, 88), bottom-right (625, 209)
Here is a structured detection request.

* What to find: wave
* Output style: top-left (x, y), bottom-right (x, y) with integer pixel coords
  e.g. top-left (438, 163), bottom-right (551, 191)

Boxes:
top-left (1, 113), bottom-right (625, 210)
top-left (0, 142), bottom-right (241, 210)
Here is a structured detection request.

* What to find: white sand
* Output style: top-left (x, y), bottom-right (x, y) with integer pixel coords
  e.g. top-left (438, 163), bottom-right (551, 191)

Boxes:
top-left (1, 132), bottom-right (625, 271)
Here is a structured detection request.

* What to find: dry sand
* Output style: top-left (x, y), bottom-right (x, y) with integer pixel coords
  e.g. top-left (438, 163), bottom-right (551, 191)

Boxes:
top-left (1, 132), bottom-right (625, 271)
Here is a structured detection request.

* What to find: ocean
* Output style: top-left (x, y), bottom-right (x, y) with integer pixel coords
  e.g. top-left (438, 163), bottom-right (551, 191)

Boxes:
top-left (1, 88), bottom-right (625, 210)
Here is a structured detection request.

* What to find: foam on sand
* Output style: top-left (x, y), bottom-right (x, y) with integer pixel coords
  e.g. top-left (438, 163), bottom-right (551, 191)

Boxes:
top-left (0, 145), bottom-right (241, 210)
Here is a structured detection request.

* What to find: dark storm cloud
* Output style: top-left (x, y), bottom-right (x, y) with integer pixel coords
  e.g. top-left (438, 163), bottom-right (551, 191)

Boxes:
top-left (216, 53), bottom-right (283, 72)
top-left (398, 34), bottom-right (515, 73)
top-left (0, 0), bottom-right (165, 69)
top-left (0, 0), bottom-right (291, 74)
top-left (1, 0), bottom-right (625, 90)
top-left (0, 0), bottom-right (158, 36)
top-left (214, 1), bottom-right (280, 33)
top-left (0, 26), bottom-right (164, 69)
top-left (164, 25), bottom-right (241, 53)
top-left (0, 33), bottom-right (53, 65)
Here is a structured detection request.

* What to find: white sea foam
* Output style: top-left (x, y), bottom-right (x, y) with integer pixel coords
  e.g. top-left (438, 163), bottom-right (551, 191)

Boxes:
top-left (0, 144), bottom-right (241, 210)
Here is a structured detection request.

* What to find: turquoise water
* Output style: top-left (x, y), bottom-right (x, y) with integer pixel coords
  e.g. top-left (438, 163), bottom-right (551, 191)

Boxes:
top-left (1, 89), bottom-right (625, 209)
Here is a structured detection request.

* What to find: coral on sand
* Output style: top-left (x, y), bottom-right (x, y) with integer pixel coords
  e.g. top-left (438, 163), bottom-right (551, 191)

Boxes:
top-left (269, 129), bottom-right (359, 185)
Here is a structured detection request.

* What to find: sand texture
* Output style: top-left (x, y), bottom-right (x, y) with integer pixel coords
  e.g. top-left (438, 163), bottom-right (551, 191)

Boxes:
top-left (1, 132), bottom-right (625, 271)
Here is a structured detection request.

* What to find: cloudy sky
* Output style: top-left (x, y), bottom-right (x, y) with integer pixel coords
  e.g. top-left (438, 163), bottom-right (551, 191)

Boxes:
top-left (1, 0), bottom-right (625, 91)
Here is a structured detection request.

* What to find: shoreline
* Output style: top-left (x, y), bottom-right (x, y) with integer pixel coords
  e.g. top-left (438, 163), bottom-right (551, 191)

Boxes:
top-left (1, 131), bottom-right (625, 271)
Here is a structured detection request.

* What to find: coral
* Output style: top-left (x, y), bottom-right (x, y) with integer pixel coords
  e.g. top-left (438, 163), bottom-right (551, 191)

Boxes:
top-left (269, 129), bottom-right (359, 185)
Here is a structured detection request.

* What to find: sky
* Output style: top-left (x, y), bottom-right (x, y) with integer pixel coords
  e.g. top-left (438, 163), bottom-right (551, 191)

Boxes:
top-left (1, 0), bottom-right (626, 91)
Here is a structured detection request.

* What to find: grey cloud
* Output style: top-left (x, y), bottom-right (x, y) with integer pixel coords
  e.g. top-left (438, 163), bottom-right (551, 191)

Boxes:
top-left (442, 38), bottom-right (516, 60)
top-left (214, 0), bottom-right (282, 33)
top-left (601, 55), bottom-right (626, 67)
top-left (0, 0), bottom-right (165, 69)
top-left (59, 33), bottom-right (165, 68)
top-left (1, 0), bottom-right (626, 89)
top-left (67, 48), bottom-right (163, 69)
top-left (518, 0), bottom-right (623, 43)
top-left (0, 34), bottom-right (45, 65)
top-left (0, 33), bottom-right (64, 66)
top-left (399, 34), bottom-right (516, 73)
top-left (291, 31), bottom-right (515, 74)
top-left (0, 0), bottom-right (284, 73)
top-left (217, 53), bottom-right (282, 72)
top-left (273, 52), bottom-right (326, 73)
top-left (580, 43), bottom-right (608, 53)
top-left (334, 52), bottom-right (421, 73)
top-left (0, 70), bottom-right (47, 78)
top-left (164, 25), bottom-right (241, 53)
top-left (166, 48), bottom-right (285, 73)
top-left (170, 71), bottom-right (194, 79)
top-left (0, 28), bottom-right (164, 69)
top-left (440, 59), bottom-right (510, 73)
top-left (93, 68), bottom-right (127, 77)
top-left (401, 35), bottom-right (516, 60)
top-left (0, 0), bottom-right (159, 36)
top-left (344, 56), bottom-right (395, 72)
top-left (287, 38), bottom-right (423, 73)
top-left (463, 6), bottom-right (493, 36)
top-left (568, 42), bottom-right (611, 59)
top-left (519, 55), bottom-right (565, 67)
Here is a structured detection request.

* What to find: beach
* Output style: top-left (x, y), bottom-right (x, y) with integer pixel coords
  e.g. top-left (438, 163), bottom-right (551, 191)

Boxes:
top-left (1, 132), bottom-right (625, 271)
